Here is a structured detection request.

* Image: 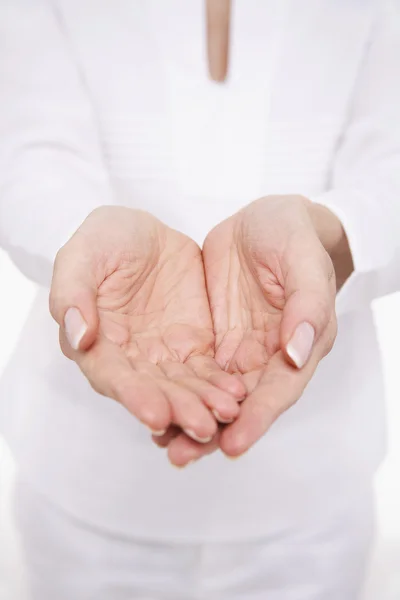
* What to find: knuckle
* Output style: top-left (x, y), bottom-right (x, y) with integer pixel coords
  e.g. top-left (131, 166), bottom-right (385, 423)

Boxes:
top-left (89, 379), bottom-right (104, 398)
top-left (110, 376), bottom-right (134, 404)
top-left (80, 353), bottom-right (106, 396)
top-left (109, 378), bottom-right (125, 400)
top-left (53, 243), bottom-right (69, 270)
top-left (87, 369), bottom-right (109, 398)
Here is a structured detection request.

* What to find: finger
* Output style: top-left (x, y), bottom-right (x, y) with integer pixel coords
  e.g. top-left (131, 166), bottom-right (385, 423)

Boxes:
top-left (50, 235), bottom-right (99, 352)
top-left (152, 425), bottom-right (181, 448)
top-left (132, 359), bottom-right (218, 441)
top-left (281, 240), bottom-right (336, 369)
top-left (240, 370), bottom-right (263, 395)
top-left (187, 355), bottom-right (247, 400)
top-left (206, 0), bottom-right (231, 82)
top-left (220, 347), bottom-right (322, 457)
top-left (71, 337), bottom-right (172, 433)
top-left (158, 362), bottom-right (219, 442)
top-left (168, 430), bottom-right (221, 467)
top-left (184, 358), bottom-right (243, 422)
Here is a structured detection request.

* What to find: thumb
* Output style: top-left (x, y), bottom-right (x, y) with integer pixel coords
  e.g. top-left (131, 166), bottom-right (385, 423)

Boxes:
top-left (280, 242), bottom-right (336, 369)
top-left (49, 238), bottom-right (99, 352)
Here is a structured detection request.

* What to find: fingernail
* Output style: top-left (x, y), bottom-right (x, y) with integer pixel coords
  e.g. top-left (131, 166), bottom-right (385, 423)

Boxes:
top-left (225, 454), bottom-right (242, 461)
top-left (184, 429), bottom-right (213, 444)
top-left (212, 409), bottom-right (234, 424)
top-left (64, 307), bottom-right (88, 351)
top-left (171, 459), bottom-right (196, 469)
top-left (286, 322), bottom-right (315, 369)
top-left (150, 428), bottom-right (167, 437)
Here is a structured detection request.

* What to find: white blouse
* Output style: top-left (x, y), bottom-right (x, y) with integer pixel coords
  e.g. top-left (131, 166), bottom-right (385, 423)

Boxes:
top-left (0, 0), bottom-right (399, 540)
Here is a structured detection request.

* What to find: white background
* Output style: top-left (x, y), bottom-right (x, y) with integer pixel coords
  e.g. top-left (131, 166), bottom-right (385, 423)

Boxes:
top-left (0, 250), bottom-right (399, 598)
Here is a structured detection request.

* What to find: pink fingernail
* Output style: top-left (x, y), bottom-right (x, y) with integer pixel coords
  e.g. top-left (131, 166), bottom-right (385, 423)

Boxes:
top-left (212, 409), bottom-right (234, 424)
top-left (64, 307), bottom-right (87, 351)
top-left (286, 322), bottom-right (315, 368)
top-left (150, 428), bottom-right (167, 437)
top-left (184, 429), bottom-right (213, 444)
top-left (171, 459), bottom-right (196, 469)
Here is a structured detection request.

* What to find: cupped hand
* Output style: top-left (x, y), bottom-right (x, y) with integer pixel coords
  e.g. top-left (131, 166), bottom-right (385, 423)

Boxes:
top-left (165, 196), bottom-right (338, 465)
top-left (49, 206), bottom-right (245, 444)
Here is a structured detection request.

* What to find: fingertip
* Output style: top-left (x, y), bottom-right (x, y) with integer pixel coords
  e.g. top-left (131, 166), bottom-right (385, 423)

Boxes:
top-left (215, 391), bottom-right (242, 418)
top-left (168, 439), bottom-right (196, 468)
top-left (169, 394), bottom-right (218, 443)
top-left (63, 307), bottom-right (86, 350)
top-left (151, 425), bottom-right (181, 448)
top-left (184, 428), bottom-right (215, 444)
top-left (140, 408), bottom-right (171, 435)
top-left (212, 409), bottom-right (235, 424)
top-left (168, 431), bottom-right (220, 467)
top-left (170, 459), bottom-right (197, 469)
top-left (284, 321), bottom-right (315, 369)
top-left (220, 427), bottom-right (249, 458)
top-left (76, 325), bottom-right (98, 352)
top-left (150, 428), bottom-right (167, 437)
top-left (63, 305), bottom-right (98, 351)
top-left (152, 435), bottom-right (168, 448)
top-left (214, 372), bottom-right (247, 399)
top-left (121, 382), bottom-right (172, 433)
top-left (226, 376), bottom-right (247, 399)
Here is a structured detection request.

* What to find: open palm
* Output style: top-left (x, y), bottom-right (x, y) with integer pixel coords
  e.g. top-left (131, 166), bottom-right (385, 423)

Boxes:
top-left (204, 213), bottom-right (284, 378)
top-left (164, 197), bottom-right (337, 464)
top-left (51, 207), bottom-right (244, 443)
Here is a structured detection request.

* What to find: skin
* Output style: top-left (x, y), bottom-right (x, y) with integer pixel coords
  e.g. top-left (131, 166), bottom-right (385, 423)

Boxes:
top-left (50, 207), bottom-right (246, 443)
top-left (50, 197), bottom-right (353, 467)
top-left (51, 3), bottom-right (354, 467)
top-left (206, 0), bottom-right (231, 82)
top-left (156, 196), bottom-right (351, 465)
top-left (153, 4), bottom-right (353, 463)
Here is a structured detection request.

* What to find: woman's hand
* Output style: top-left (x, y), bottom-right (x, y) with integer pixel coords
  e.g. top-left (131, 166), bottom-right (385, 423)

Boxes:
top-left (49, 206), bottom-right (245, 444)
top-left (164, 196), bottom-right (343, 465)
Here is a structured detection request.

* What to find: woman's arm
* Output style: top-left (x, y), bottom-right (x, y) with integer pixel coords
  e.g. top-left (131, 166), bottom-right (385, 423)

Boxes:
top-left (0, 0), bottom-right (114, 286)
top-left (310, 0), bottom-right (400, 314)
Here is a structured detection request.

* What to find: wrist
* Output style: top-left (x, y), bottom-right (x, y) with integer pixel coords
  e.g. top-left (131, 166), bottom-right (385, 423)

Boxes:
top-left (306, 199), bottom-right (354, 290)
top-left (305, 201), bottom-right (343, 255)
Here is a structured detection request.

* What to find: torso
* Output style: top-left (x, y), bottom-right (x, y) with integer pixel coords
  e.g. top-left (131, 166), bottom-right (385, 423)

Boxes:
top-left (58, 1), bottom-right (373, 242)
top-left (0, 0), bottom-right (386, 541)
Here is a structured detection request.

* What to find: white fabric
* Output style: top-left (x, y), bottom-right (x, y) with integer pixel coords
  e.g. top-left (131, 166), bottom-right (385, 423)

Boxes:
top-left (3, 478), bottom-right (374, 600)
top-left (0, 0), bottom-right (399, 550)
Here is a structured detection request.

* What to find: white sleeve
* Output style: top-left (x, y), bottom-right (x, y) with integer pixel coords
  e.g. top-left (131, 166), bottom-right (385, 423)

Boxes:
top-left (0, 0), bottom-right (114, 287)
top-left (310, 0), bottom-right (400, 315)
